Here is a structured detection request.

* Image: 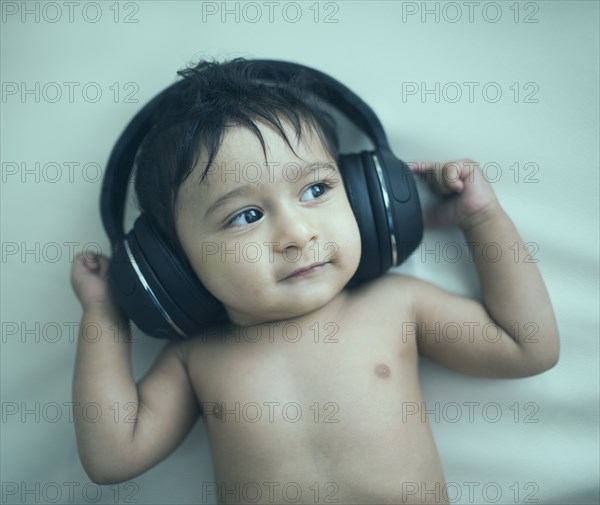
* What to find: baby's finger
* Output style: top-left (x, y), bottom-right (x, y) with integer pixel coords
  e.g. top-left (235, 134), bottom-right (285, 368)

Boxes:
top-left (407, 160), bottom-right (437, 175)
top-left (82, 253), bottom-right (100, 272)
top-left (409, 161), bottom-right (458, 195)
top-left (407, 161), bottom-right (439, 190)
top-left (441, 162), bottom-right (465, 194)
top-left (78, 252), bottom-right (110, 280)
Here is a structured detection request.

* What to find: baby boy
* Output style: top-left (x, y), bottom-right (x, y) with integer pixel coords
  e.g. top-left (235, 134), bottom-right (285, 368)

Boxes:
top-left (70, 58), bottom-right (559, 505)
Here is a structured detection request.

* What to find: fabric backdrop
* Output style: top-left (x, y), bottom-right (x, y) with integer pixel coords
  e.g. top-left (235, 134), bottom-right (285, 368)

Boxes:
top-left (2, 1), bottom-right (598, 504)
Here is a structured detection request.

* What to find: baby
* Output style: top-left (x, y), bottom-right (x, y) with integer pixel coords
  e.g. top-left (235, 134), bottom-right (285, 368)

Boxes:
top-left (70, 58), bottom-right (560, 505)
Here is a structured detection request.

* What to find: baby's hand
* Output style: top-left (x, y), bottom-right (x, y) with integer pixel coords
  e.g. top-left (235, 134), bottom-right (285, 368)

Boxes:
top-left (70, 253), bottom-right (121, 314)
top-left (408, 159), bottom-right (500, 230)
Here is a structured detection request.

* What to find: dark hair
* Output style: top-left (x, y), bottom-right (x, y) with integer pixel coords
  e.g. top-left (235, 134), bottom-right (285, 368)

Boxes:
top-left (133, 57), bottom-right (340, 261)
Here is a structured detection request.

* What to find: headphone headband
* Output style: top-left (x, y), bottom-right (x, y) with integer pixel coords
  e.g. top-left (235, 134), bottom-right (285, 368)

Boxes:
top-left (100, 58), bottom-right (423, 339)
top-left (100, 59), bottom-right (392, 245)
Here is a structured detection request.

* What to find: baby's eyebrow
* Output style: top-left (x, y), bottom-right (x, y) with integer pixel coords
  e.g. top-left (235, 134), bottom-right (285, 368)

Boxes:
top-left (203, 162), bottom-right (337, 219)
top-left (303, 161), bottom-right (338, 179)
top-left (204, 186), bottom-right (253, 219)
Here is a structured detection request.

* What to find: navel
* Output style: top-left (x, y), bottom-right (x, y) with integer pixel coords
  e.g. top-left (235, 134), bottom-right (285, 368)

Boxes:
top-left (374, 363), bottom-right (391, 379)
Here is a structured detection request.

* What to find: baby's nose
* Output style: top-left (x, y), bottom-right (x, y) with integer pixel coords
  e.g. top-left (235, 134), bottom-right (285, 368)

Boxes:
top-left (274, 210), bottom-right (317, 252)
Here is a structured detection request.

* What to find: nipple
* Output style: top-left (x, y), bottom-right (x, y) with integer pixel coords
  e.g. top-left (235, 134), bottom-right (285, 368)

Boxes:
top-left (374, 363), bottom-right (391, 379)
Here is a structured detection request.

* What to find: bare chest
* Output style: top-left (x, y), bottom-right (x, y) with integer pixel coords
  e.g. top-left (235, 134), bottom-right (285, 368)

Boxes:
top-left (187, 310), bottom-right (446, 502)
top-left (181, 286), bottom-right (447, 503)
top-left (188, 304), bottom-right (419, 411)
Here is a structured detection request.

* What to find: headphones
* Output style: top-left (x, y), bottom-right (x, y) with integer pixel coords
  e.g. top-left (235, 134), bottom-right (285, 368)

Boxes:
top-left (101, 59), bottom-right (423, 340)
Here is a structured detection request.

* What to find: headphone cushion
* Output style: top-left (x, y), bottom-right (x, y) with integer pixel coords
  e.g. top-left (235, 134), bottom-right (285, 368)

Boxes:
top-left (108, 215), bottom-right (226, 339)
top-left (338, 153), bottom-right (384, 281)
top-left (133, 215), bottom-right (226, 323)
top-left (360, 150), bottom-right (393, 272)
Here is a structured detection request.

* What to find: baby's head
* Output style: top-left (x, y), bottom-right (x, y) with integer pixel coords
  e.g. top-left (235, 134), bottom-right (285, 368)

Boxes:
top-left (134, 58), bottom-right (361, 325)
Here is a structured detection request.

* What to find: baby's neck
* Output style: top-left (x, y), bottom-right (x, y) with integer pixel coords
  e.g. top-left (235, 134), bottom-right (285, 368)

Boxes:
top-left (229, 289), bottom-right (349, 327)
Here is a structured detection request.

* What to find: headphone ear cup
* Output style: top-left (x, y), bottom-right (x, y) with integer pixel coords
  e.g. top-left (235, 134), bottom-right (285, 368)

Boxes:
top-left (108, 214), bottom-right (226, 339)
top-left (374, 148), bottom-right (424, 265)
top-left (108, 233), bottom-right (181, 340)
top-left (339, 153), bottom-right (389, 282)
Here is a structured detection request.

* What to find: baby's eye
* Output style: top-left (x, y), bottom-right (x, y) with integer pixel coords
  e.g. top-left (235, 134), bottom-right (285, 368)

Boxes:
top-left (301, 183), bottom-right (331, 202)
top-left (228, 208), bottom-right (263, 227)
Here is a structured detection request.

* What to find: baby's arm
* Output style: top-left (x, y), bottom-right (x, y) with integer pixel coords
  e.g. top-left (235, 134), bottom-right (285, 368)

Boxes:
top-left (405, 160), bottom-right (560, 377)
top-left (70, 254), bottom-right (201, 484)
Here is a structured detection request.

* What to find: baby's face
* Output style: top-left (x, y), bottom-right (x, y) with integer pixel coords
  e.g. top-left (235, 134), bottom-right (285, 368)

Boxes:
top-left (175, 120), bottom-right (361, 326)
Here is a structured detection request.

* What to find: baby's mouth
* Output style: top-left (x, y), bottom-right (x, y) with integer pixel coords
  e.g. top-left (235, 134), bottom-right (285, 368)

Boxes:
top-left (282, 261), bottom-right (331, 280)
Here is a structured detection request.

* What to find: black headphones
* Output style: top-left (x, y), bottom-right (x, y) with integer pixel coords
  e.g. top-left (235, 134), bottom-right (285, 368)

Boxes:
top-left (101, 59), bottom-right (423, 340)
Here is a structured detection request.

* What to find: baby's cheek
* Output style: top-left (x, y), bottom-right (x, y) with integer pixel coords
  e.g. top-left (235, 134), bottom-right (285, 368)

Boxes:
top-left (340, 212), bottom-right (362, 255)
top-left (218, 261), bottom-right (263, 293)
top-left (188, 254), bottom-right (235, 298)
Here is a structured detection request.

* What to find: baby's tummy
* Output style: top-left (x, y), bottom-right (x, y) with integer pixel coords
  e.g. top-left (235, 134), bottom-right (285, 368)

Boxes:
top-left (200, 368), bottom-right (446, 504)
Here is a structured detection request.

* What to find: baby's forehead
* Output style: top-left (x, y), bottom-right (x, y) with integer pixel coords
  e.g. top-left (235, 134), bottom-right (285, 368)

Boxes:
top-left (216, 120), bottom-right (329, 162)
top-left (196, 122), bottom-right (334, 185)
